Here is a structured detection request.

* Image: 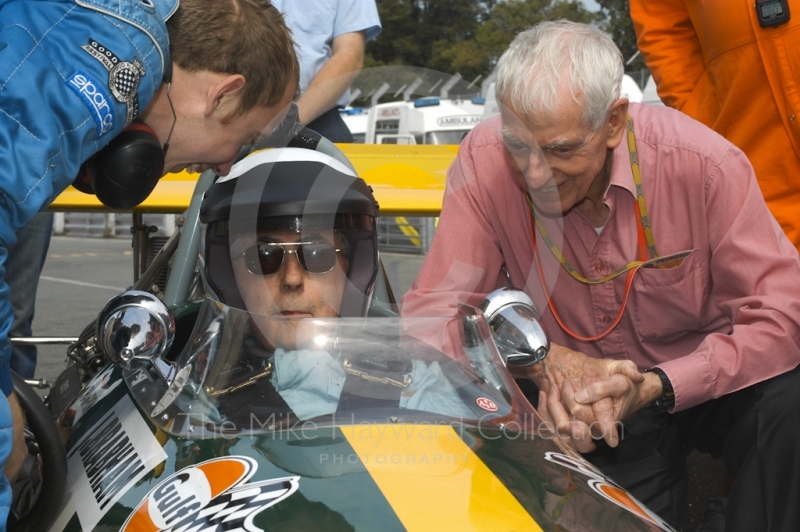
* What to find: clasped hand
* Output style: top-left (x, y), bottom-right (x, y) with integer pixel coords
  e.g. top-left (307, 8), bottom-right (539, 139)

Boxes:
top-left (514, 343), bottom-right (657, 453)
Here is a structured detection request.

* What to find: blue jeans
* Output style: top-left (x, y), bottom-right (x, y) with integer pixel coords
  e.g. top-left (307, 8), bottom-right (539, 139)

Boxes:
top-left (307, 107), bottom-right (354, 143)
top-left (0, 391), bottom-right (12, 530)
top-left (6, 212), bottom-right (53, 379)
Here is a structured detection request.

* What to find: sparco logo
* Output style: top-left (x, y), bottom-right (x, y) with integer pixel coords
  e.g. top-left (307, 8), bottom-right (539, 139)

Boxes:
top-left (122, 457), bottom-right (299, 532)
top-left (67, 71), bottom-right (115, 137)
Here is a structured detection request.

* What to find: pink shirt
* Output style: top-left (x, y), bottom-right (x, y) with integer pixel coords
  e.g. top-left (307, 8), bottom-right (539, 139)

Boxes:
top-left (402, 103), bottom-right (800, 412)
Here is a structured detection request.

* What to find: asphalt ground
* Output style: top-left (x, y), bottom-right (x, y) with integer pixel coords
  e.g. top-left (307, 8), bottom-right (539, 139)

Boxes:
top-left (29, 235), bottom-right (721, 531)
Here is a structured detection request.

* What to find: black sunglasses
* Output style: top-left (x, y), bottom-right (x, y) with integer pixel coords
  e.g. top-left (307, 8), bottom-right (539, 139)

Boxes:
top-left (242, 241), bottom-right (343, 276)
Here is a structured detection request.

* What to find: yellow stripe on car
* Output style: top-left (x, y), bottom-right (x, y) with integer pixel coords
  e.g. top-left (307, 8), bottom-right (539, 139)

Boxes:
top-left (343, 424), bottom-right (543, 531)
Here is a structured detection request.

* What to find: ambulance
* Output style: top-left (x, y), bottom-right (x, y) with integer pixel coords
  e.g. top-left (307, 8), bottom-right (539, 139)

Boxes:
top-left (363, 97), bottom-right (484, 145)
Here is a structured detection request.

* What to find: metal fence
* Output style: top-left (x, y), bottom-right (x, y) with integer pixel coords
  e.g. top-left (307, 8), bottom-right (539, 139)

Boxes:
top-left (52, 213), bottom-right (177, 238)
top-left (53, 212), bottom-right (439, 254)
top-left (377, 216), bottom-right (436, 254)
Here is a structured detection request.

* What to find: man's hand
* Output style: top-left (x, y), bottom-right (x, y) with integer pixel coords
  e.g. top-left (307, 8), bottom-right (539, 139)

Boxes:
top-left (517, 343), bottom-right (645, 447)
top-left (537, 388), bottom-right (598, 453)
top-left (574, 367), bottom-right (664, 425)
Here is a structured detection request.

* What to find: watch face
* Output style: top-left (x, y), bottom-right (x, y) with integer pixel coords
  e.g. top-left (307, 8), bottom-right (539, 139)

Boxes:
top-left (757, 0), bottom-right (790, 27)
top-left (760, 2), bottom-right (784, 17)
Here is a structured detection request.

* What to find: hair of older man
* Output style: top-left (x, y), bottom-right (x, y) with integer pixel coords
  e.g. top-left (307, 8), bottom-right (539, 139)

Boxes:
top-left (495, 20), bottom-right (623, 130)
top-left (167, 0), bottom-right (299, 122)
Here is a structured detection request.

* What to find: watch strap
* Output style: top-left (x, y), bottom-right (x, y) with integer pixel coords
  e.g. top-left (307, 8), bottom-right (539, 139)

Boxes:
top-left (646, 367), bottom-right (675, 413)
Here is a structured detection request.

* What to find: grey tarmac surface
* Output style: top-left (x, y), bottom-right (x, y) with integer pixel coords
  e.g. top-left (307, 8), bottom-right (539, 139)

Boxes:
top-left (32, 236), bottom-right (134, 386)
top-left (29, 235), bottom-right (720, 531)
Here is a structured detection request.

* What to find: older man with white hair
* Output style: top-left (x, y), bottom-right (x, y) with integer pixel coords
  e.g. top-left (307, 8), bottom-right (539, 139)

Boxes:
top-left (403, 20), bottom-right (800, 530)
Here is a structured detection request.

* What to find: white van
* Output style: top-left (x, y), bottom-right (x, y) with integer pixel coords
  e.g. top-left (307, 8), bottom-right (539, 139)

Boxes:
top-left (364, 97), bottom-right (484, 145)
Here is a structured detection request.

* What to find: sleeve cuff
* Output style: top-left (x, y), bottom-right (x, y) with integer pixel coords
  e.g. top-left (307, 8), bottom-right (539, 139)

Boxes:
top-left (657, 353), bottom-right (714, 412)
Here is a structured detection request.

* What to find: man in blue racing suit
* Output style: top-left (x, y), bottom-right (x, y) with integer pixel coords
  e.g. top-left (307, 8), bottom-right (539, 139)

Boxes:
top-left (0, 0), bottom-right (299, 526)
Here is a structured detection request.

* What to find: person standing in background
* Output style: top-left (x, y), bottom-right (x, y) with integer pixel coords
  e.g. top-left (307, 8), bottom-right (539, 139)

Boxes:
top-left (6, 212), bottom-right (53, 379)
top-left (630, 0), bottom-right (800, 250)
top-left (272, 0), bottom-right (381, 142)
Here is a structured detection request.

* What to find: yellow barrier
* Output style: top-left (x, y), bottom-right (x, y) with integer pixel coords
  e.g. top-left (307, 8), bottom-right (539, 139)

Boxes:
top-left (49, 144), bottom-right (457, 216)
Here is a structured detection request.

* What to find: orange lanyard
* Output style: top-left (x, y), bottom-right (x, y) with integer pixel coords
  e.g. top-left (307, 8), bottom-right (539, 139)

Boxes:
top-left (529, 114), bottom-right (655, 341)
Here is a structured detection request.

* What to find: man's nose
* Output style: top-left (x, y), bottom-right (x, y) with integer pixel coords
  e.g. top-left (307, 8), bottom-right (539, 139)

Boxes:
top-left (524, 151), bottom-right (555, 189)
top-left (280, 250), bottom-right (305, 288)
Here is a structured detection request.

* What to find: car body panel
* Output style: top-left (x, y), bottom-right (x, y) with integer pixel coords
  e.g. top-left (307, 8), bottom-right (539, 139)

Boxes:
top-left (48, 364), bottom-right (674, 532)
top-left (48, 145), bottom-right (455, 216)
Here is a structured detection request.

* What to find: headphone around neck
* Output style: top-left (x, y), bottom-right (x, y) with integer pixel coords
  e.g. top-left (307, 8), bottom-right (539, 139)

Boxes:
top-left (73, 60), bottom-right (173, 210)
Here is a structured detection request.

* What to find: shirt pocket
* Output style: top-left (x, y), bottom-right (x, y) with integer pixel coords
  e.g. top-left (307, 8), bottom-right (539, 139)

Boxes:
top-left (630, 251), bottom-right (710, 341)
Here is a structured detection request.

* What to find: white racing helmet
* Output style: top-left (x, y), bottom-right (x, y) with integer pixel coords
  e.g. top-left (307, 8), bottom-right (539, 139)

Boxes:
top-left (198, 147), bottom-right (380, 317)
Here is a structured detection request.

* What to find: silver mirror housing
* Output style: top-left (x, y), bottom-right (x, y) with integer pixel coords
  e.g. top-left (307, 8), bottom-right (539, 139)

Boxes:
top-left (480, 288), bottom-right (548, 367)
top-left (97, 290), bottom-right (176, 382)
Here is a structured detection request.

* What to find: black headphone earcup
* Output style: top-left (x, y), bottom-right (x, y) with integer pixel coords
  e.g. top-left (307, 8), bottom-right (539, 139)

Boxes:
top-left (86, 126), bottom-right (165, 209)
top-left (72, 169), bottom-right (95, 195)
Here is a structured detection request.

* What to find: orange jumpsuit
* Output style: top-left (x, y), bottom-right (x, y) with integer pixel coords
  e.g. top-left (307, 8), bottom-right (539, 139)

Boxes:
top-left (630, 0), bottom-right (800, 249)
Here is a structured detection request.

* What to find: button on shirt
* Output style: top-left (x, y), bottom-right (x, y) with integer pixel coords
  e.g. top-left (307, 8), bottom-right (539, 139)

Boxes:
top-left (402, 103), bottom-right (800, 412)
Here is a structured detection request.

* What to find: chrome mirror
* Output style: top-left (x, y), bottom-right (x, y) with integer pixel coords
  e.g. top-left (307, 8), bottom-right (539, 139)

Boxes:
top-left (480, 288), bottom-right (548, 367)
top-left (97, 290), bottom-right (177, 383)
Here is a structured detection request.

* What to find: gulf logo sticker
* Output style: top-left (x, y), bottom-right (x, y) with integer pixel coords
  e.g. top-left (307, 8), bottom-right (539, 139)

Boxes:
top-left (122, 456), bottom-right (298, 532)
top-left (544, 452), bottom-right (677, 532)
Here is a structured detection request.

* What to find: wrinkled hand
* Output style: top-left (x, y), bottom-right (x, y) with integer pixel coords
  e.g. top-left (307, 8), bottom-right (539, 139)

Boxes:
top-left (518, 343), bottom-right (645, 448)
top-left (573, 365), bottom-right (664, 431)
top-left (537, 387), bottom-right (597, 453)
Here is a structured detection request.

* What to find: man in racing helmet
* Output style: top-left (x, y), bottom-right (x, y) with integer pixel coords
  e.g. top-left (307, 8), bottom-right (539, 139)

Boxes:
top-left (197, 148), bottom-right (475, 422)
top-left (199, 146), bottom-right (380, 325)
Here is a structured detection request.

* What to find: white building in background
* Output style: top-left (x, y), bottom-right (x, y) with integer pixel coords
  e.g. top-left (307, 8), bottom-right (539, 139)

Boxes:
top-left (482, 81), bottom-right (499, 121)
top-left (342, 73), bottom-right (656, 146)
top-left (641, 75), bottom-right (665, 106)
top-left (340, 108), bottom-right (369, 143)
top-left (620, 74), bottom-right (644, 103)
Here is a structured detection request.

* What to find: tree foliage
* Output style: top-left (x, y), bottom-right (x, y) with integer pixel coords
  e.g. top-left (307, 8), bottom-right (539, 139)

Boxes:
top-left (357, 0), bottom-right (643, 104)
top-left (363, 0), bottom-right (599, 84)
top-left (596, 0), bottom-right (646, 71)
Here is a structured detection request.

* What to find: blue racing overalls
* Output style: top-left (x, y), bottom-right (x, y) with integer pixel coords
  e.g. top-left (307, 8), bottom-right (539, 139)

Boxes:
top-left (0, 0), bottom-right (177, 525)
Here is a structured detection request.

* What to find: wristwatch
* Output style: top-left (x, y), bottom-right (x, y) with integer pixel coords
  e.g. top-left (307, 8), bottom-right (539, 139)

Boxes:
top-left (646, 367), bottom-right (675, 413)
